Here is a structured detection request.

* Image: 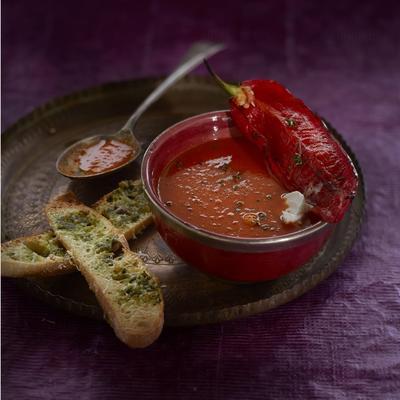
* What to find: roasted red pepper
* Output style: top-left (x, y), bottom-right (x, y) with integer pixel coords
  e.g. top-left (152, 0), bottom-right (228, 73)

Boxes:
top-left (205, 61), bottom-right (358, 223)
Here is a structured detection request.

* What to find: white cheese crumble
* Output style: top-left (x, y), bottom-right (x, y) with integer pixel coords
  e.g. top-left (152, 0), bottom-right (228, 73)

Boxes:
top-left (280, 191), bottom-right (311, 224)
top-left (206, 156), bottom-right (232, 169)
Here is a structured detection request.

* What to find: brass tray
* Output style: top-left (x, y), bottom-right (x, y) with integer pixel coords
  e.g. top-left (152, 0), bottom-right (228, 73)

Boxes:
top-left (1, 76), bottom-right (365, 326)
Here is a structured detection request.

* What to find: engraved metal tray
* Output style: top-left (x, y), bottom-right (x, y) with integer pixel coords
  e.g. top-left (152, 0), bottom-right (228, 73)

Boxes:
top-left (1, 76), bottom-right (365, 326)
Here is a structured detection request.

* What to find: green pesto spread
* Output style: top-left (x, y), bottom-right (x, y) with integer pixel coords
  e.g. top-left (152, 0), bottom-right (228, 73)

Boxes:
top-left (54, 210), bottom-right (119, 261)
top-left (54, 210), bottom-right (100, 242)
top-left (51, 207), bottom-right (160, 306)
top-left (96, 181), bottom-right (151, 230)
top-left (2, 242), bottom-right (45, 262)
top-left (112, 255), bottom-right (161, 305)
top-left (28, 232), bottom-right (66, 258)
top-left (2, 232), bottom-right (66, 263)
top-left (116, 268), bottom-right (161, 306)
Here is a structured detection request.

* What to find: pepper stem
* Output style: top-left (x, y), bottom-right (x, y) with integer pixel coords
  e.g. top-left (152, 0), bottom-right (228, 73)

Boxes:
top-left (203, 59), bottom-right (241, 97)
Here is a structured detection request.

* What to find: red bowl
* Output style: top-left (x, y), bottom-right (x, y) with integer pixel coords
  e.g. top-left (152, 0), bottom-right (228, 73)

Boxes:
top-left (141, 111), bottom-right (333, 282)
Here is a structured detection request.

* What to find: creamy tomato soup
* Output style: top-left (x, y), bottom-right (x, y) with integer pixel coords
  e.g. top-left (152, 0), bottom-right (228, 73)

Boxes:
top-left (158, 136), bottom-right (313, 238)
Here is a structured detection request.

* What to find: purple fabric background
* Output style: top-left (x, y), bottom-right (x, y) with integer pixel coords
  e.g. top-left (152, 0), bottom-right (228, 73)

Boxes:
top-left (2, 0), bottom-right (400, 399)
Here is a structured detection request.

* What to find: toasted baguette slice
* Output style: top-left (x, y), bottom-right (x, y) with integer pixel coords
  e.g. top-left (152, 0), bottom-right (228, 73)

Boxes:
top-left (1, 232), bottom-right (74, 277)
top-left (46, 193), bottom-right (163, 348)
top-left (93, 179), bottom-right (153, 241)
top-left (1, 180), bottom-right (153, 278)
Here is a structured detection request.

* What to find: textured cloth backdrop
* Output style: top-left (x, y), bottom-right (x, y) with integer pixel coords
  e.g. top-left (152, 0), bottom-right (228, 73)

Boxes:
top-left (2, 0), bottom-right (400, 399)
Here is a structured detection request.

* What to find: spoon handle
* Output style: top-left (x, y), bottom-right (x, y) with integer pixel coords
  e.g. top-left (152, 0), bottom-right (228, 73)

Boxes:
top-left (122, 41), bottom-right (225, 132)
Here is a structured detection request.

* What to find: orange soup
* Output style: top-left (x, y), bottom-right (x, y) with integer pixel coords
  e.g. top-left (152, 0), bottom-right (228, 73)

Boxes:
top-left (158, 136), bottom-right (312, 238)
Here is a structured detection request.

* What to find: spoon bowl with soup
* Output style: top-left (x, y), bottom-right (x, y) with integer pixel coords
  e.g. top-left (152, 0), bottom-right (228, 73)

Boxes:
top-left (56, 41), bottom-right (224, 179)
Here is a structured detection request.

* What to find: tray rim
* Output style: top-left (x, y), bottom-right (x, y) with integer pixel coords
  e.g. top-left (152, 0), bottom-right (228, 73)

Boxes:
top-left (2, 76), bottom-right (366, 326)
top-left (1, 75), bottom-right (212, 137)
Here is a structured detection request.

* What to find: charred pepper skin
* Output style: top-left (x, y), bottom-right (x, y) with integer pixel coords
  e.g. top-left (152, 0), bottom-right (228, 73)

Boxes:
top-left (204, 61), bottom-right (358, 223)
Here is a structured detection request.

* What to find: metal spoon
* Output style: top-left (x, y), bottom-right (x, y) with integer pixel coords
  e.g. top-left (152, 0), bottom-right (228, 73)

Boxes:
top-left (56, 41), bottom-right (225, 179)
